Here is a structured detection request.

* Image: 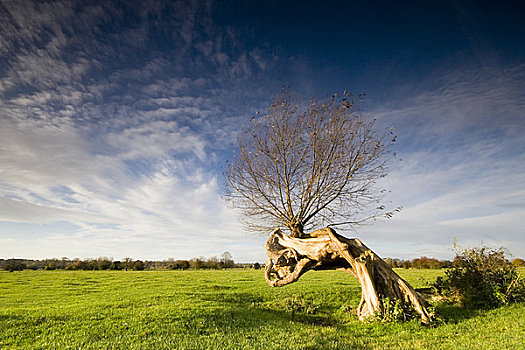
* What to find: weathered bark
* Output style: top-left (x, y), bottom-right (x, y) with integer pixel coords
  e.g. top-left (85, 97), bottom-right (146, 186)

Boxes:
top-left (264, 227), bottom-right (433, 324)
top-left (287, 221), bottom-right (305, 238)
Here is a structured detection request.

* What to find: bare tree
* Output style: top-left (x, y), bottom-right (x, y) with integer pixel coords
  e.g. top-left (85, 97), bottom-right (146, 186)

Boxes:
top-left (220, 251), bottom-right (234, 268)
top-left (225, 90), bottom-right (433, 323)
top-left (225, 90), bottom-right (394, 237)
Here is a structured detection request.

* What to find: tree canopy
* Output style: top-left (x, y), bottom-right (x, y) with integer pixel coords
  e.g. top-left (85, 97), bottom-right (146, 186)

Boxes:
top-left (225, 90), bottom-right (396, 237)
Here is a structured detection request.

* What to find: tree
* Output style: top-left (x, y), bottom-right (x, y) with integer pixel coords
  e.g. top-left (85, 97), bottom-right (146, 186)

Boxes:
top-left (2, 259), bottom-right (26, 272)
top-left (220, 251), bottom-right (234, 268)
top-left (133, 260), bottom-right (145, 271)
top-left (225, 90), bottom-right (396, 237)
top-left (225, 90), bottom-right (433, 323)
top-left (206, 256), bottom-right (220, 269)
top-left (171, 260), bottom-right (190, 270)
top-left (123, 257), bottom-right (133, 271)
top-left (189, 257), bottom-right (205, 269)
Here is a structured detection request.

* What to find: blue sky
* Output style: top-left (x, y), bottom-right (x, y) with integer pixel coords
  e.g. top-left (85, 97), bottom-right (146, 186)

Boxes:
top-left (1, 0), bottom-right (524, 262)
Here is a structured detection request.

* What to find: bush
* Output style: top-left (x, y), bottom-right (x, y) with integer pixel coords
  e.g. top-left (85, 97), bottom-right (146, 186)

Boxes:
top-left (433, 246), bottom-right (525, 309)
top-left (372, 297), bottom-right (417, 323)
top-left (512, 258), bottom-right (525, 268)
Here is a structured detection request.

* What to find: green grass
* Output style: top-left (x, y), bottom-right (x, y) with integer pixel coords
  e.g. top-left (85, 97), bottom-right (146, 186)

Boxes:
top-left (1, 269), bottom-right (524, 349)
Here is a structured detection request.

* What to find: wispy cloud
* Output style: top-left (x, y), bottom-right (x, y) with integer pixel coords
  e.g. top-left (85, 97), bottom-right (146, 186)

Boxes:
top-left (0, 0), bottom-right (280, 260)
top-left (1, 0), bottom-right (523, 262)
top-left (359, 61), bottom-right (525, 259)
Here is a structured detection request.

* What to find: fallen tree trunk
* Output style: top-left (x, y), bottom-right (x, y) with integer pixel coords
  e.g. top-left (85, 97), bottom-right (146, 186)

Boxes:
top-left (264, 227), bottom-right (433, 324)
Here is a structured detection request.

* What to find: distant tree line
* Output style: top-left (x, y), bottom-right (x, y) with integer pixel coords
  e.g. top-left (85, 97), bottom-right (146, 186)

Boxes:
top-left (384, 257), bottom-right (452, 269)
top-left (382, 256), bottom-right (525, 269)
top-left (2, 255), bottom-right (523, 272)
top-left (0, 257), bottom-right (146, 272)
top-left (0, 252), bottom-right (267, 272)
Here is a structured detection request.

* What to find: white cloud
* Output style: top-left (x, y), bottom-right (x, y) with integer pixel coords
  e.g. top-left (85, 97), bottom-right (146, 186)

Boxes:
top-left (0, 105), bottom-right (259, 259)
top-left (4, 0), bottom-right (522, 264)
top-left (357, 61), bottom-right (525, 259)
top-left (0, 0), bottom-right (281, 261)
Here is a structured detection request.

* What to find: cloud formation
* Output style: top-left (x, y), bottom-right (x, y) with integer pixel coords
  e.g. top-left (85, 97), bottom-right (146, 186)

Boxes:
top-left (359, 61), bottom-right (525, 258)
top-left (0, 0), bottom-right (523, 261)
top-left (0, 0), bottom-right (279, 260)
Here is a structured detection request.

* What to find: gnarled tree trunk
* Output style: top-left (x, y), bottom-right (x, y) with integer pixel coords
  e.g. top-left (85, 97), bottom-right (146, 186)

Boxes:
top-left (264, 227), bottom-right (433, 324)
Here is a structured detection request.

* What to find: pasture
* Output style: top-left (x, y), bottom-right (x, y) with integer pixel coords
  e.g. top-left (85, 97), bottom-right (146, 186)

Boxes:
top-left (1, 269), bottom-right (524, 349)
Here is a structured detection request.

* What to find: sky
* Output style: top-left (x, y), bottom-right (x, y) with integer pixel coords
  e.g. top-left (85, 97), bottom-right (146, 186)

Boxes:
top-left (1, 0), bottom-right (524, 262)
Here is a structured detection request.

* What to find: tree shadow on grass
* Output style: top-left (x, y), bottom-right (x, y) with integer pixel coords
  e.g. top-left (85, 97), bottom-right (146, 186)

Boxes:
top-left (195, 292), bottom-right (364, 333)
top-left (179, 299), bottom-right (369, 350)
top-left (200, 289), bottom-right (490, 329)
top-left (434, 304), bottom-right (483, 324)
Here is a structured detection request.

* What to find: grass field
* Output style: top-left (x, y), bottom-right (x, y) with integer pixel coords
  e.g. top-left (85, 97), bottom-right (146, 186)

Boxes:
top-left (1, 269), bottom-right (524, 349)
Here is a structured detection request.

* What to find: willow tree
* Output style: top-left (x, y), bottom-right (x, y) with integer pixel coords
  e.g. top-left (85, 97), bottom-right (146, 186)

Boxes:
top-left (225, 90), bottom-right (433, 323)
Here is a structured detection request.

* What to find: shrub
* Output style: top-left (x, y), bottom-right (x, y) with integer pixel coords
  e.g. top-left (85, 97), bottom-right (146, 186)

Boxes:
top-left (512, 258), bottom-right (525, 268)
top-left (433, 246), bottom-right (525, 309)
top-left (371, 297), bottom-right (416, 323)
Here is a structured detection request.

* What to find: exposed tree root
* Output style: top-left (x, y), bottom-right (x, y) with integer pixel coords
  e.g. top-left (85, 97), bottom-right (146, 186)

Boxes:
top-left (264, 227), bottom-right (433, 324)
